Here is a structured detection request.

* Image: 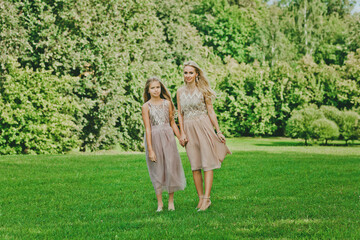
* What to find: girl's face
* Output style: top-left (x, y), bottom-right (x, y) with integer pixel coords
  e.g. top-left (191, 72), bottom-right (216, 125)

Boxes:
top-left (184, 66), bottom-right (197, 84)
top-left (148, 81), bottom-right (161, 98)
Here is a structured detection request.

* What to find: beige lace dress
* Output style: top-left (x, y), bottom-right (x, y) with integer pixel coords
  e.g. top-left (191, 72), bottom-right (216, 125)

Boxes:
top-left (144, 99), bottom-right (186, 194)
top-left (179, 88), bottom-right (231, 171)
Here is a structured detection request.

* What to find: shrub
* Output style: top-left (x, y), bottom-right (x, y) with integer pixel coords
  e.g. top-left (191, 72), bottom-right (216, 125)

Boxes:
top-left (320, 106), bottom-right (343, 129)
top-left (286, 105), bottom-right (323, 145)
top-left (310, 118), bottom-right (339, 145)
top-left (342, 111), bottom-right (360, 145)
top-left (0, 59), bottom-right (80, 154)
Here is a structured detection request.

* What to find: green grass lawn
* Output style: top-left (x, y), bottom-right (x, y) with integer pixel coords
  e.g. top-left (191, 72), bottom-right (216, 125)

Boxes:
top-left (1, 137), bottom-right (359, 239)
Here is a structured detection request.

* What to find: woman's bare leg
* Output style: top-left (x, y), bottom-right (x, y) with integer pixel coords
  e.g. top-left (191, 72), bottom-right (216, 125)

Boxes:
top-left (199, 170), bottom-right (213, 210)
top-left (192, 170), bottom-right (204, 208)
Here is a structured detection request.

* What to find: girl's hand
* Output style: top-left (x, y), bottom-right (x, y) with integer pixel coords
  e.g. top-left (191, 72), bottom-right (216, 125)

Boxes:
top-left (180, 134), bottom-right (188, 147)
top-left (217, 132), bottom-right (226, 143)
top-left (177, 136), bottom-right (184, 147)
top-left (149, 150), bottom-right (157, 162)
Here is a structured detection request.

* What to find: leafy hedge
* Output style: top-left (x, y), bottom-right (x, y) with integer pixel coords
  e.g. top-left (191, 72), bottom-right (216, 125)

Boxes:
top-left (0, 0), bottom-right (359, 154)
top-left (0, 59), bottom-right (80, 154)
top-left (286, 105), bottom-right (360, 145)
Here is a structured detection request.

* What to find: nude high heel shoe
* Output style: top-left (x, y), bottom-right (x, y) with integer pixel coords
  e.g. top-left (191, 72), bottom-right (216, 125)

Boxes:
top-left (198, 196), bottom-right (211, 211)
top-left (195, 195), bottom-right (204, 210)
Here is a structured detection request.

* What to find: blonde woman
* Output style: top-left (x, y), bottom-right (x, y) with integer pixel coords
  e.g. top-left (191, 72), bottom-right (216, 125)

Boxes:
top-left (142, 77), bottom-right (186, 212)
top-left (177, 61), bottom-right (231, 211)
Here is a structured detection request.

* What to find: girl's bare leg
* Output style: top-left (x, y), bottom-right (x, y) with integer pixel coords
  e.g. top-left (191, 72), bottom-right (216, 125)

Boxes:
top-left (168, 192), bottom-right (175, 211)
top-left (156, 192), bottom-right (163, 212)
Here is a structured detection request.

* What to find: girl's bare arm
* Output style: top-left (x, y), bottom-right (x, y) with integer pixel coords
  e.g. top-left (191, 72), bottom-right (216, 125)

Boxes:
top-left (168, 101), bottom-right (181, 139)
top-left (142, 104), bottom-right (156, 161)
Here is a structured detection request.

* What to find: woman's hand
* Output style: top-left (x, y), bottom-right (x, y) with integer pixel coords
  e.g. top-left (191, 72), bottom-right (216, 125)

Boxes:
top-left (217, 132), bottom-right (226, 143)
top-left (149, 150), bottom-right (157, 162)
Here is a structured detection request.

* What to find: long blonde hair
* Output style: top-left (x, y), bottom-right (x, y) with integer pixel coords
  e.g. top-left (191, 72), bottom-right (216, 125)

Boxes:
top-left (143, 77), bottom-right (175, 114)
top-left (183, 61), bottom-right (216, 100)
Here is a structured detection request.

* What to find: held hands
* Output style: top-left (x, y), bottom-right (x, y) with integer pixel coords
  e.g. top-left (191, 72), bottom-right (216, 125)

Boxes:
top-left (149, 150), bottom-right (157, 162)
top-left (179, 134), bottom-right (188, 147)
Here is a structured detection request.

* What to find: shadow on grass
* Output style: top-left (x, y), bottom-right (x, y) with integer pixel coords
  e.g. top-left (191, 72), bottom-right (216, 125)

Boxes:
top-left (255, 141), bottom-right (360, 147)
top-left (254, 141), bottom-right (306, 147)
top-left (318, 143), bottom-right (360, 147)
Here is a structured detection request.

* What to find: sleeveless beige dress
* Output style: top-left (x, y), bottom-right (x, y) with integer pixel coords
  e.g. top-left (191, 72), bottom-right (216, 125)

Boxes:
top-left (180, 88), bottom-right (231, 171)
top-left (144, 99), bottom-right (186, 194)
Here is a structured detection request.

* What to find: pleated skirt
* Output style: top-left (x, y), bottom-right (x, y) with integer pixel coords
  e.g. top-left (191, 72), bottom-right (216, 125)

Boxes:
top-left (145, 124), bottom-right (186, 195)
top-left (184, 115), bottom-right (231, 171)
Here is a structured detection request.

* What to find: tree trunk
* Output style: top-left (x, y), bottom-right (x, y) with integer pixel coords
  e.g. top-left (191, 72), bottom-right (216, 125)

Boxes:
top-left (80, 142), bottom-right (86, 152)
top-left (304, 0), bottom-right (308, 55)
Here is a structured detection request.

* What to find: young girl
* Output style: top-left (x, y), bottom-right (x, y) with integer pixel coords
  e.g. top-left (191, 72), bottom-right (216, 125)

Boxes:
top-left (142, 77), bottom-right (186, 212)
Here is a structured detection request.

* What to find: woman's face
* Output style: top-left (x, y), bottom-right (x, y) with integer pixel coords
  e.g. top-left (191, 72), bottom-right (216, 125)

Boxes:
top-left (184, 66), bottom-right (197, 84)
top-left (148, 81), bottom-right (161, 98)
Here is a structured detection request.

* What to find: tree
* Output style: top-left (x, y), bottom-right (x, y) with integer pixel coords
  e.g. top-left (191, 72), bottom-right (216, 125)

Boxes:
top-left (338, 49), bottom-right (360, 110)
top-left (248, 4), bottom-right (297, 67)
top-left (310, 118), bottom-right (339, 145)
top-left (342, 111), bottom-right (360, 145)
top-left (286, 105), bottom-right (323, 145)
top-left (320, 105), bottom-right (344, 128)
top-left (283, 0), bottom-right (327, 56)
top-left (190, 0), bottom-right (252, 63)
top-left (0, 1), bottom-right (28, 71)
top-left (0, 58), bottom-right (80, 154)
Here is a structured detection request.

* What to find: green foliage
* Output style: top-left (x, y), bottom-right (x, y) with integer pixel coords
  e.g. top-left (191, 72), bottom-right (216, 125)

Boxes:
top-left (347, 14), bottom-right (360, 53)
top-left (279, 0), bottom-right (358, 65)
top-left (1, 0), bottom-right (360, 153)
top-left (339, 49), bottom-right (360, 109)
top-left (215, 59), bottom-right (277, 137)
top-left (320, 105), bottom-right (344, 129)
top-left (0, 59), bottom-right (80, 154)
top-left (310, 118), bottom-right (339, 144)
top-left (288, 105), bottom-right (360, 145)
top-left (286, 105), bottom-right (324, 145)
top-left (0, 0), bottom-right (213, 152)
top-left (190, 0), bottom-right (252, 63)
top-left (0, 1), bottom-right (28, 71)
top-left (314, 14), bottom-right (349, 65)
top-left (342, 111), bottom-right (360, 144)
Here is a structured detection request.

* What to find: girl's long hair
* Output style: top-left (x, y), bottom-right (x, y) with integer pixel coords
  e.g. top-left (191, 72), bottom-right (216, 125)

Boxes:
top-left (183, 61), bottom-right (216, 100)
top-left (143, 77), bottom-right (175, 115)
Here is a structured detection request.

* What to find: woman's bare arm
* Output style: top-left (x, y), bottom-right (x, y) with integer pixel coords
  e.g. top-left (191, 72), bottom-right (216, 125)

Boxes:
top-left (177, 89), bottom-right (187, 146)
top-left (205, 97), bottom-right (225, 143)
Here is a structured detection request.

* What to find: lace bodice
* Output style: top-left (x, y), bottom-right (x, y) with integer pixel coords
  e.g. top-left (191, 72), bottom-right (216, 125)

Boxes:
top-left (148, 100), bottom-right (170, 126)
top-left (180, 87), bottom-right (208, 120)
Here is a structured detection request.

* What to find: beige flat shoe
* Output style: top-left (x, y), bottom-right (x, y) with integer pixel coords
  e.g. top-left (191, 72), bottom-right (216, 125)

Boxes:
top-left (168, 201), bottom-right (175, 211)
top-left (156, 205), bottom-right (163, 212)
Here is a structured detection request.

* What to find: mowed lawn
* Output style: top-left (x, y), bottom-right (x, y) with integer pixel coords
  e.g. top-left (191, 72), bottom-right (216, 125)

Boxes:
top-left (1, 138), bottom-right (359, 239)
